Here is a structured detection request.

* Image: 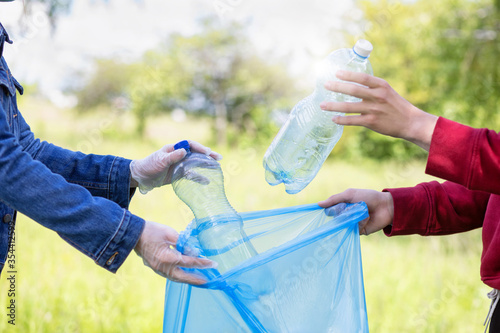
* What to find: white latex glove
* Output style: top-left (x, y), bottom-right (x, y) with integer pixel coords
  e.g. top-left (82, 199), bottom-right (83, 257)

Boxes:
top-left (134, 221), bottom-right (217, 285)
top-left (130, 140), bottom-right (222, 194)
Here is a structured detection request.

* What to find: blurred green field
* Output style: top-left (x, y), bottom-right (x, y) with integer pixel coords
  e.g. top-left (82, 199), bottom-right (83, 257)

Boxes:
top-left (0, 101), bottom-right (489, 332)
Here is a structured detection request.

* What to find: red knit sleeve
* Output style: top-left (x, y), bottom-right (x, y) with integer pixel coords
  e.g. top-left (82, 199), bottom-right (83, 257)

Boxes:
top-left (426, 117), bottom-right (500, 194)
top-left (383, 181), bottom-right (489, 236)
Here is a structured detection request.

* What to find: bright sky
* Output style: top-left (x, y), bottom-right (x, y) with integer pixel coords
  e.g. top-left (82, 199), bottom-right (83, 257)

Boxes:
top-left (0, 0), bottom-right (362, 101)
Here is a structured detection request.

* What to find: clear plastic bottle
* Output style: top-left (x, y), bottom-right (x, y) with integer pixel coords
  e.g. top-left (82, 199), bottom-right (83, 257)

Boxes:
top-left (171, 140), bottom-right (257, 273)
top-left (263, 40), bottom-right (374, 194)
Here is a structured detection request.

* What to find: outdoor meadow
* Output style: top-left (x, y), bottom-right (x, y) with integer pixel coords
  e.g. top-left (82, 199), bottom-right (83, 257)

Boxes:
top-left (0, 101), bottom-right (487, 332)
top-left (0, 0), bottom-right (498, 331)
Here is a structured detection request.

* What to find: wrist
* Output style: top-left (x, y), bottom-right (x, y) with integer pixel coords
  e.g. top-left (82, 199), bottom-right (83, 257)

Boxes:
top-left (134, 221), bottom-right (148, 252)
top-left (129, 160), bottom-right (139, 189)
top-left (405, 107), bottom-right (438, 151)
top-left (384, 191), bottom-right (394, 226)
top-left (130, 176), bottom-right (139, 188)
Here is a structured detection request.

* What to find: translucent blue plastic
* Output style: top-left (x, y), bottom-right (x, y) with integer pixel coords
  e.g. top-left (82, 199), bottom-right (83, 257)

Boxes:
top-left (163, 202), bottom-right (370, 333)
top-left (263, 40), bottom-right (374, 194)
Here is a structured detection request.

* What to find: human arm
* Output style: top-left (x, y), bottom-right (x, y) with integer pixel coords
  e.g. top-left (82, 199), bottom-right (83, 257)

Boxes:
top-left (319, 70), bottom-right (438, 151)
top-left (17, 109), bottom-right (221, 202)
top-left (319, 181), bottom-right (489, 237)
top-left (0, 107), bottom-right (143, 272)
top-left (16, 109), bottom-right (136, 208)
top-left (321, 71), bottom-right (500, 195)
top-left (0, 60), bottom-right (143, 272)
top-left (425, 117), bottom-right (500, 195)
top-left (1, 109), bottom-right (216, 283)
top-left (383, 181), bottom-right (489, 236)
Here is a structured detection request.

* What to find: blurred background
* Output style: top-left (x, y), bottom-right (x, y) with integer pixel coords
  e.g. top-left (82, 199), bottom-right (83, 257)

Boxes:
top-left (0, 0), bottom-right (497, 331)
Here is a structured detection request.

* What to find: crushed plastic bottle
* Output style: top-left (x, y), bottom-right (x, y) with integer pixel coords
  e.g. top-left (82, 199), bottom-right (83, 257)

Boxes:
top-left (263, 40), bottom-right (374, 194)
top-left (171, 140), bottom-right (257, 273)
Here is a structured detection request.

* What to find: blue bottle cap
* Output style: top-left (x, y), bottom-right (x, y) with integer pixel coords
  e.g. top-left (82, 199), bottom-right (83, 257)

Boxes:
top-left (174, 140), bottom-right (191, 153)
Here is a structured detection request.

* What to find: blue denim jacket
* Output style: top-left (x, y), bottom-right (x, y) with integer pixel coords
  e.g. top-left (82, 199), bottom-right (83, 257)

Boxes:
top-left (0, 23), bottom-right (145, 275)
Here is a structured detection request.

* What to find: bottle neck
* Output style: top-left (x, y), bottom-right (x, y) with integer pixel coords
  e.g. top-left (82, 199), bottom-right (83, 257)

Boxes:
top-left (190, 199), bottom-right (239, 222)
top-left (350, 48), bottom-right (369, 63)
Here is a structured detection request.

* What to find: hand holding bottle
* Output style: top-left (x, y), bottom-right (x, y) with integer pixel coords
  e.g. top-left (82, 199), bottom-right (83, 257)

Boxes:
top-left (130, 140), bottom-right (222, 194)
top-left (263, 40), bottom-right (374, 194)
top-left (320, 71), bottom-right (438, 151)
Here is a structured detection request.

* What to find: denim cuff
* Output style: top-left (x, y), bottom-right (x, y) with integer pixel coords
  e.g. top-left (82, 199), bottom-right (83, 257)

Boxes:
top-left (95, 210), bottom-right (145, 273)
top-left (109, 157), bottom-right (135, 209)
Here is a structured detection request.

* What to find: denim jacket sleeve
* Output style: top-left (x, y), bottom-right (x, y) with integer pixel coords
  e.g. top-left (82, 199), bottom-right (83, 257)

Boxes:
top-left (16, 108), bottom-right (135, 209)
top-left (0, 94), bottom-right (145, 273)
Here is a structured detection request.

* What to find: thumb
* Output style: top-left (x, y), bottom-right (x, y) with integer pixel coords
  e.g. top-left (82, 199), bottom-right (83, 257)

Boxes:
top-left (358, 217), bottom-right (370, 236)
top-left (318, 190), bottom-right (355, 208)
top-left (165, 230), bottom-right (179, 245)
top-left (161, 149), bottom-right (187, 167)
top-left (159, 224), bottom-right (180, 243)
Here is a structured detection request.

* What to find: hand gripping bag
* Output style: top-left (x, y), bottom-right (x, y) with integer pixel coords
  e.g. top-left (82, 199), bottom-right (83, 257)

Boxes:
top-left (163, 202), bottom-right (369, 333)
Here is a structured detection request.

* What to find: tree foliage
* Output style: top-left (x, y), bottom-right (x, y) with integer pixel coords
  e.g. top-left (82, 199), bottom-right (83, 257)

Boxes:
top-left (341, 0), bottom-right (500, 160)
top-left (20, 0), bottom-right (500, 158)
top-left (128, 18), bottom-right (298, 145)
top-left (127, 47), bottom-right (193, 136)
top-left (74, 59), bottom-right (134, 111)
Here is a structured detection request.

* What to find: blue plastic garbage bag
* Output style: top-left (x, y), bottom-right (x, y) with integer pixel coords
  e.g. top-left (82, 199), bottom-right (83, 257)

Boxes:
top-left (163, 202), bottom-right (369, 333)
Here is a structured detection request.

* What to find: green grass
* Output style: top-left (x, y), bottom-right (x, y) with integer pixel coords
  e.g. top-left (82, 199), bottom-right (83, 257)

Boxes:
top-left (0, 101), bottom-right (489, 332)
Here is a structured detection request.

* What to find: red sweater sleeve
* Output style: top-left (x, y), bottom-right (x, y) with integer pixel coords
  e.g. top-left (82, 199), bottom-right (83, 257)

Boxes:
top-left (383, 181), bottom-right (489, 236)
top-left (426, 117), bottom-right (500, 194)
top-left (384, 116), bottom-right (498, 236)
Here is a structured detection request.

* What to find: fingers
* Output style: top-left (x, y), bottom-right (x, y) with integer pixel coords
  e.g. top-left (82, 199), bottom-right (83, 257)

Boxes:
top-left (321, 96), bottom-right (380, 129)
top-left (169, 267), bottom-right (208, 285)
top-left (188, 140), bottom-right (210, 155)
top-left (177, 254), bottom-right (217, 269)
top-left (206, 150), bottom-right (223, 161)
top-left (358, 217), bottom-right (370, 236)
top-left (196, 159), bottom-right (221, 170)
top-left (318, 189), bottom-right (357, 208)
top-left (188, 140), bottom-right (223, 161)
top-left (335, 70), bottom-right (384, 88)
top-left (154, 245), bottom-right (215, 269)
top-left (320, 100), bottom-right (371, 114)
top-left (324, 81), bottom-right (372, 101)
top-left (148, 246), bottom-right (216, 284)
top-left (184, 170), bottom-right (210, 185)
top-left (161, 144), bottom-right (176, 154)
top-left (321, 71), bottom-right (389, 113)
top-left (163, 228), bottom-right (179, 245)
top-left (332, 114), bottom-right (370, 127)
top-left (158, 141), bottom-right (223, 161)
top-left (162, 149), bottom-right (187, 167)
top-left (321, 102), bottom-right (379, 128)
